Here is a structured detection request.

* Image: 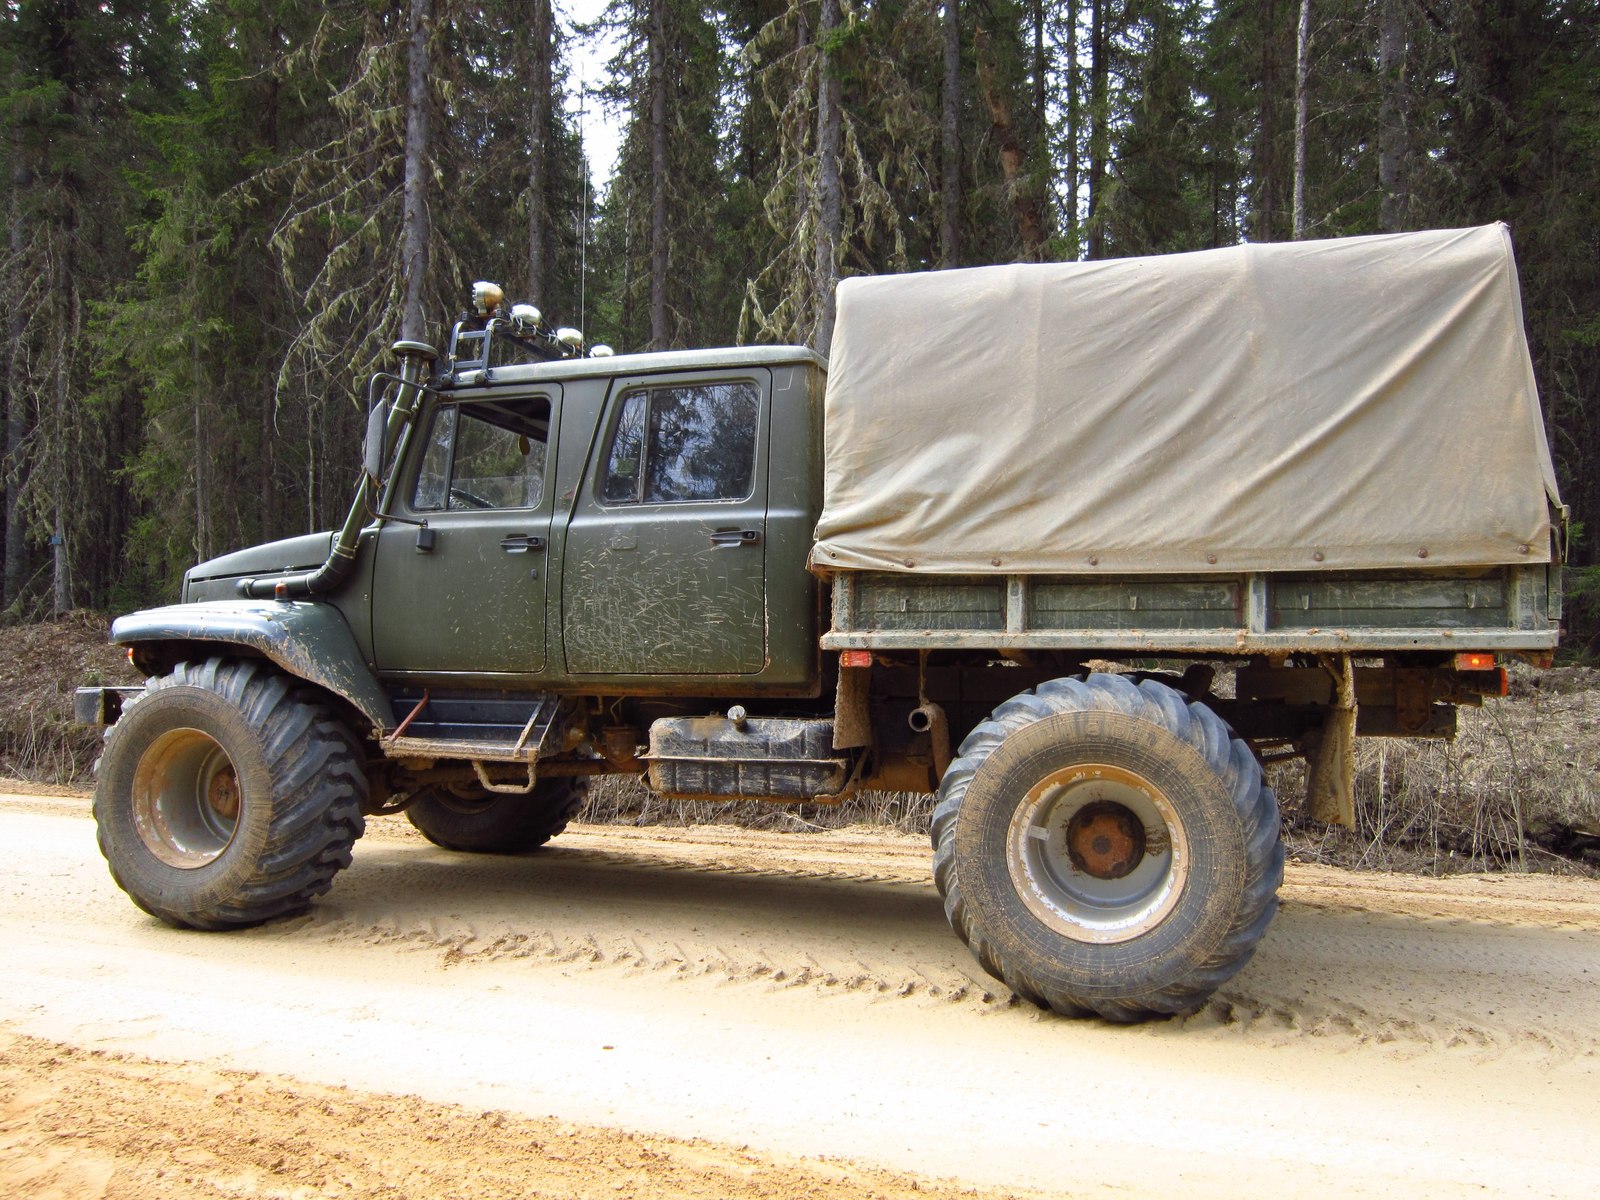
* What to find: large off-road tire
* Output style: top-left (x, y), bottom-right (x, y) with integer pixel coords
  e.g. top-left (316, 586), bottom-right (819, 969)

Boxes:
top-left (931, 672), bottom-right (1283, 1021)
top-left (405, 778), bottom-right (588, 854)
top-left (93, 658), bottom-right (368, 931)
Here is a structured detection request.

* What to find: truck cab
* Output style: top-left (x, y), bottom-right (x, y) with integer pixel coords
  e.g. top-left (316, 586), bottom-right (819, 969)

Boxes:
top-left (183, 344), bottom-right (826, 695)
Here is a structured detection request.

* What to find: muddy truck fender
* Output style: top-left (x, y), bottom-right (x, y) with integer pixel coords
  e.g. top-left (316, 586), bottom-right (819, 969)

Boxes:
top-left (74, 599), bottom-right (393, 733)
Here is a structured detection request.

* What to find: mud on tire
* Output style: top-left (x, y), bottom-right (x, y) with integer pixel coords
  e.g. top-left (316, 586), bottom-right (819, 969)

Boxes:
top-left (94, 658), bottom-right (367, 930)
top-left (930, 672), bottom-right (1283, 1021)
top-left (406, 778), bottom-right (588, 854)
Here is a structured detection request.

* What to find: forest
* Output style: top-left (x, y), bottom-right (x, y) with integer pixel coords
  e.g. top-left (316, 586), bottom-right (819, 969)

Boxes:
top-left (0, 0), bottom-right (1596, 647)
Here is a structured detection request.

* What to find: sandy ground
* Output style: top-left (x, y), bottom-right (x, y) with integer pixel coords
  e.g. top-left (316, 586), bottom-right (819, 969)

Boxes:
top-left (2, 790), bottom-right (1598, 1199)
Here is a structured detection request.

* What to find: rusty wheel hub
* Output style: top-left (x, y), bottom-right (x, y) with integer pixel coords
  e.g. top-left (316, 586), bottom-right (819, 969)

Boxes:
top-left (1006, 763), bottom-right (1190, 944)
top-left (207, 766), bottom-right (241, 821)
top-left (1065, 800), bottom-right (1146, 880)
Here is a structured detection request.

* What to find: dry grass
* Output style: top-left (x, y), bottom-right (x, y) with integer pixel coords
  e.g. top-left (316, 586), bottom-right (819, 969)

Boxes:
top-left (1275, 666), bottom-right (1600, 876)
top-left (579, 776), bottom-right (940, 837)
top-left (0, 612), bottom-right (140, 783)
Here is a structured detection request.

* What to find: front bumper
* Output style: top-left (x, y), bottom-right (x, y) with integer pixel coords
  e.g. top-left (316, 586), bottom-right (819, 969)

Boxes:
top-left (73, 686), bottom-right (144, 727)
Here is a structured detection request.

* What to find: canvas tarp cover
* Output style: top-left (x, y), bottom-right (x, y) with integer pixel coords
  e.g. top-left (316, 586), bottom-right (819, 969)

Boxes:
top-left (811, 225), bottom-right (1560, 577)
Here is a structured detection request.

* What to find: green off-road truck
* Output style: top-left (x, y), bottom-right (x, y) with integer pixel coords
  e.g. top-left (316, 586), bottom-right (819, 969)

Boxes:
top-left (80, 224), bottom-right (1564, 1020)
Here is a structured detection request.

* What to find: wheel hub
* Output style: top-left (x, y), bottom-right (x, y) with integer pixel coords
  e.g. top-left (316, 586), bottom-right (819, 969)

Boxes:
top-left (207, 766), bottom-right (240, 821)
top-left (1005, 763), bottom-right (1189, 944)
top-left (1066, 800), bottom-right (1145, 879)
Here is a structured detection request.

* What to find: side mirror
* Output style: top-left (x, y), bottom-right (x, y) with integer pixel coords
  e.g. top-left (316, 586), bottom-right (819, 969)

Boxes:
top-left (363, 401), bottom-right (390, 480)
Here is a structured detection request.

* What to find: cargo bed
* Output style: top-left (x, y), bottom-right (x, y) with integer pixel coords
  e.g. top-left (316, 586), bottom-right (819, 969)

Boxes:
top-left (823, 563), bottom-right (1561, 656)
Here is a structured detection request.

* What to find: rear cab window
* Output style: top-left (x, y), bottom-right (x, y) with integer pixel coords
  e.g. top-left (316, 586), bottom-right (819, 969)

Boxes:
top-left (599, 381), bottom-right (759, 505)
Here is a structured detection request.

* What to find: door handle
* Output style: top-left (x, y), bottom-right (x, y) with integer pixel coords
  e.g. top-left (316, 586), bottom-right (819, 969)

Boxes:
top-left (710, 528), bottom-right (762, 548)
top-left (499, 534), bottom-right (545, 553)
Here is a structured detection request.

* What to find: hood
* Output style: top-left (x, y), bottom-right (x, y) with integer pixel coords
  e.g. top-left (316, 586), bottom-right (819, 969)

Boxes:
top-left (184, 531), bottom-right (336, 599)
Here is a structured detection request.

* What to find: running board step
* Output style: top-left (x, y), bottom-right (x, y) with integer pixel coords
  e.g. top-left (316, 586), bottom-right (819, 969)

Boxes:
top-left (381, 691), bottom-right (561, 762)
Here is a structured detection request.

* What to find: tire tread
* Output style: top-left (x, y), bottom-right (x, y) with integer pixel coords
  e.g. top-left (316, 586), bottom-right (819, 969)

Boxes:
top-left (94, 658), bottom-right (366, 929)
top-left (931, 672), bottom-right (1282, 1021)
top-left (406, 779), bottom-right (589, 854)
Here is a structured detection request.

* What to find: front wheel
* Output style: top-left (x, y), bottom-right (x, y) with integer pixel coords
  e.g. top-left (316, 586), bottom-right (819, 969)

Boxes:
top-left (94, 658), bottom-right (368, 930)
top-left (931, 673), bottom-right (1283, 1021)
top-left (405, 778), bottom-right (588, 853)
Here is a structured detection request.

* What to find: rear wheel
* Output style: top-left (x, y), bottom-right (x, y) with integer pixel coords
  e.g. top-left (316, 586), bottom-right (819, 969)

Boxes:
top-left (405, 778), bottom-right (588, 853)
top-left (94, 658), bottom-right (367, 930)
top-left (931, 673), bottom-right (1282, 1021)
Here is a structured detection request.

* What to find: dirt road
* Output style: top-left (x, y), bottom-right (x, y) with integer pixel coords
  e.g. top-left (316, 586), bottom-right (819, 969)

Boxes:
top-left (3, 791), bottom-right (1598, 1199)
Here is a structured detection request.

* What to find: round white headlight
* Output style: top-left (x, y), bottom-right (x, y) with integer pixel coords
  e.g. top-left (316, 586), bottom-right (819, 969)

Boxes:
top-left (590, 344), bottom-right (615, 358)
top-left (471, 281), bottom-right (504, 316)
top-left (510, 303), bottom-right (541, 327)
top-left (555, 327), bottom-right (584, 348)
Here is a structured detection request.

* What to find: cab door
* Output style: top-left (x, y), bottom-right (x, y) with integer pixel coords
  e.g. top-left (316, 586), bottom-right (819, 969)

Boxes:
top-left (562, 371), bottom-right (769, 675)
top-left (372, 390), bottom-right (558, 675)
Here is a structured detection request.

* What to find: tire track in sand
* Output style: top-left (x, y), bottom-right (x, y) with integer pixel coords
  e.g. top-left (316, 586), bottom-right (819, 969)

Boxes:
top-left (269, 822), bottom-right (1600, 1056)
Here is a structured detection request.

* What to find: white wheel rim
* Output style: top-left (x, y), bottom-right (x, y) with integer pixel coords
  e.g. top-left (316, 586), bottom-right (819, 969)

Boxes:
top-left (132, 727), bottom-right (241, 869)
top-left (1005, 763), bottom-right (1190, 944)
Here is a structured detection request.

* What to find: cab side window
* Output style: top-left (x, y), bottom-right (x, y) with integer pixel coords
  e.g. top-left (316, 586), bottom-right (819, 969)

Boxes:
top-left (601, 381), bottom-right (758, 505)
top-left (412, 396), bottom-right (552, 512)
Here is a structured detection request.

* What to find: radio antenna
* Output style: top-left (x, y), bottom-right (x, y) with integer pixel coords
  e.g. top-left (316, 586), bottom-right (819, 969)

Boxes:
top-left (578, 69), bottom-right (588, 336)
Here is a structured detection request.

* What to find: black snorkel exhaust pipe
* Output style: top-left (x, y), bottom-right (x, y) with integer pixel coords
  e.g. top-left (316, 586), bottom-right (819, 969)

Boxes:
top-left (238, 340), bottom-right (436, 600)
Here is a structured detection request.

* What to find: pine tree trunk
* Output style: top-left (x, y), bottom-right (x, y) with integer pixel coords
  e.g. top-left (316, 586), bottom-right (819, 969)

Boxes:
top-left (814, 0), bottom-right (843, 356)
top-left (305, 388), bottom-right (317, 534)
top-left (52, 508), bottom-right (67, 615)
top-left (49, 158), bottom-right (80, 614)
top-left (975, 29), bottom-right (1049, 261)
top-left (1292, 0), bottom-right (1310, 239)
top-left (620, 197), bottom-right (635, 345)
top-left (1087, 0), bottom-right (1107, 258)
top-left (258, 384), bottom-right (273, 543)
top-left (649, 0), bottom-right (669, 350)
top-left (193, 340), bottom-right (210, 564)
top-left (1257, 0), bottom-right (1280, 241)
top-left (940, 0), bottom-right (960, 269)
top-left (401, 0), bottom-right (433, 344)
top-left (794, 5), bottom-right (813, 248)
top-left (1377, 0), bottom-right (1409, 232)
top-left (259, 59), bottom-right (279, 544)
top-left (527, 0), bottom-right (552, 300)
top-left (2, 369), bottom-right (24, 609)
top-left (50, 274), bottom-right (77, 615)
top-left (1032, 1), bottom-right (1051, 248)
top-left (1066, 0), bottom-right (1080, 254)
top-left (1032, 1), bottom-right (1047, 139)
top-left (3, 162), bottom-right (29, 609)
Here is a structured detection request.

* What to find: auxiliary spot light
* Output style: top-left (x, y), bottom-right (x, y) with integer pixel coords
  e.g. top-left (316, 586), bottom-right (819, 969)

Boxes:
top-left (471, 281), bottom-right (504, 316)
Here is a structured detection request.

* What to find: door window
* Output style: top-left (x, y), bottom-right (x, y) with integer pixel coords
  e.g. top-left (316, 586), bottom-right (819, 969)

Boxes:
top-left (413, 396), bottom-right (552, 512)
top-left (600, 381), bottom-right (759, 504)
